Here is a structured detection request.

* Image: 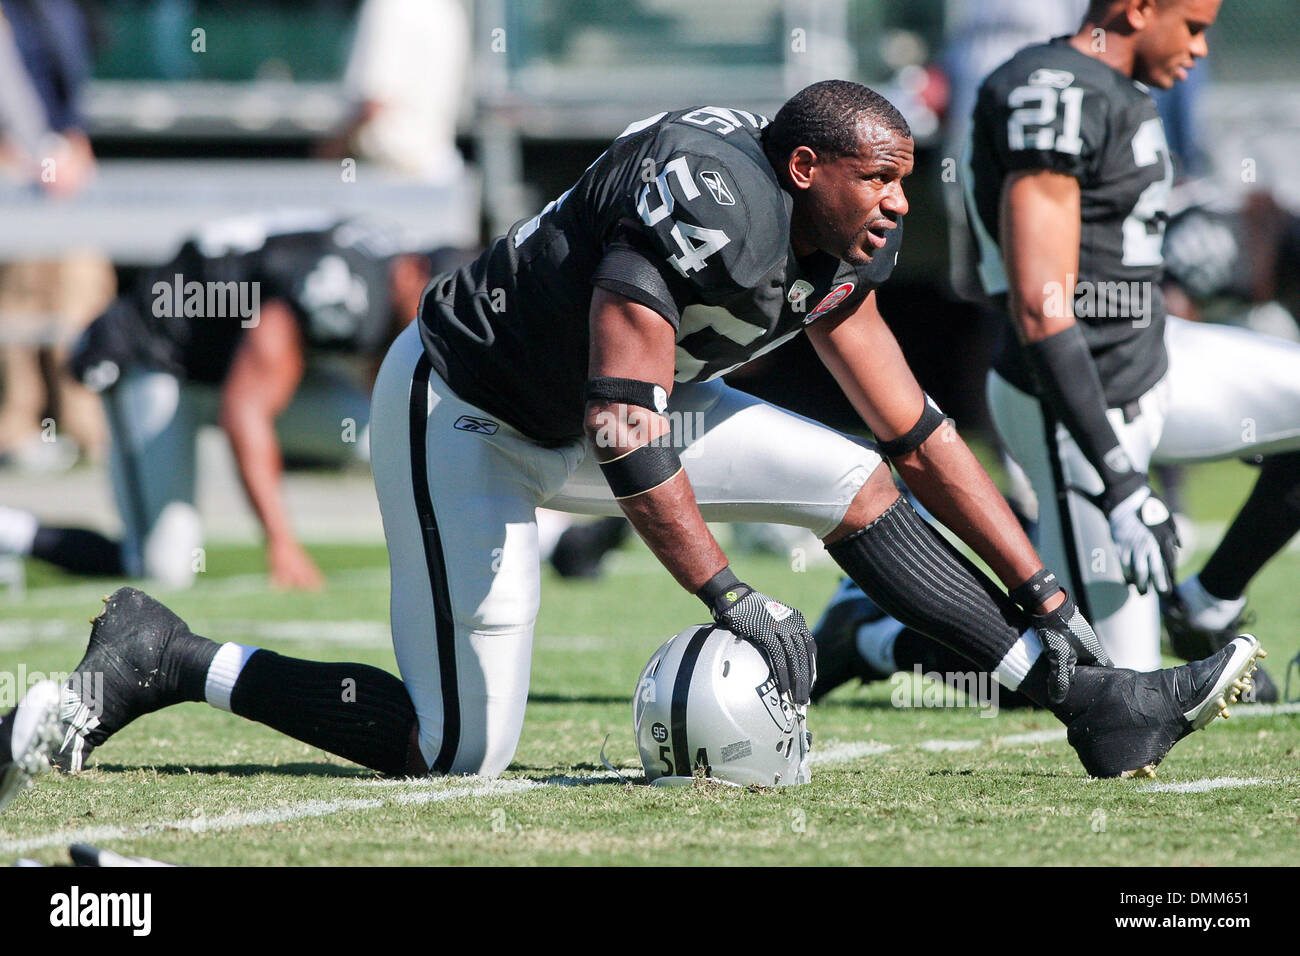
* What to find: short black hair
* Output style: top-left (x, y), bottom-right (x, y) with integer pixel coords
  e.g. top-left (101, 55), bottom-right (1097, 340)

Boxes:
top-left (1086, 0), bottom-right (1179, 19)
top-left (762, 79), bottom-right (911, 176)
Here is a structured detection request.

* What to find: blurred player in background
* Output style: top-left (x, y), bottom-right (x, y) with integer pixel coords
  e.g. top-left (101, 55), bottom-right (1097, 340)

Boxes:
top-left (0, 214), bottom-right (456, 590)
top-left (816, 0), bottom-right (1297, 704)
top-left (1162, 187), bottom-right (1300, 339)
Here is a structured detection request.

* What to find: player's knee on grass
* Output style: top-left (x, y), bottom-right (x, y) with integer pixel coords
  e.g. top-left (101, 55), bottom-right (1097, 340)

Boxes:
top-left (409, 621), bottom-right (533, 778)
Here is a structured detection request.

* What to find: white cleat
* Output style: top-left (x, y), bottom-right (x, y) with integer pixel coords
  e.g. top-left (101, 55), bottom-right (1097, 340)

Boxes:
top-left (0, 680), bottom-right (62, 813)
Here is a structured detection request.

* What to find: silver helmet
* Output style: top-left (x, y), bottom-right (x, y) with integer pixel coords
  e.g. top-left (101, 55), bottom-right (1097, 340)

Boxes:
top-left (633, 624), bottom-right (812, 787)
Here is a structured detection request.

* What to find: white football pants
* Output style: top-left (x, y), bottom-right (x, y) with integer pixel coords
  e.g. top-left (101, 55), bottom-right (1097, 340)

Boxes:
top-left (105, 363), bottom-right (371, 587)
top-left (988, 316), bottom-right (1300, 669)
top-left (370, 321), bottom-right (883, 776)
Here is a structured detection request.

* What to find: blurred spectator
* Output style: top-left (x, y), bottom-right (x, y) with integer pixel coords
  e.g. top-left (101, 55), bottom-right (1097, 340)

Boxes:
top-left (320, 0), bottom-right (469, 184)
top-left (0, 0), bottom-right (114, 468)
top-left (0, 10), bottom-right (46, 173)
top-left (11, 215), bottom-right (455, 591)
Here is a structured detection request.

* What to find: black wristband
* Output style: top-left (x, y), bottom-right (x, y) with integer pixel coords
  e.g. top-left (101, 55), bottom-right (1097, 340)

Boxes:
top-left (1009, 568), bottom-right (1064, 614)
top-left (1025, 325), bottom-right (1142, 505)
top-left (878, 395), bottom-right (947, 458)
top-left (584, 377), bottom-right (669, 415)
top-left (696, 566), bottom-right (746, 615)
top-left (597, 443), bottom-right (682, 499)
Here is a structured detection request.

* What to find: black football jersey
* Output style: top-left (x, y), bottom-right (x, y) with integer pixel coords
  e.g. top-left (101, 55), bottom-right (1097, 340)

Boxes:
top-left (418, 106), bottom-right (903, 443)
top-left (95, 214), bottom-right (399, 384)
top-left (966, 37), bottom-right (1173, 405)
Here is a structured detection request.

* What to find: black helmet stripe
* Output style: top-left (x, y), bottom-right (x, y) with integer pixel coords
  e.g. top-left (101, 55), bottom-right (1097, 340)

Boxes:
top-left (669, 625), bottom-right (714, 777)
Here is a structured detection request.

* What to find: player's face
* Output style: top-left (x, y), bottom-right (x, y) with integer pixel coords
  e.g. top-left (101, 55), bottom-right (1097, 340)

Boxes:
top-left (1133, 0), bottom-right (1220, 89)
top-left (803, 122), bottom-right (913, 265)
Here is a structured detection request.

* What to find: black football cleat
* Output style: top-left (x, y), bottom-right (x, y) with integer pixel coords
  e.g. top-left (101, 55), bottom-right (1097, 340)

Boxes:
top-left (1162, 591), bottom-right (1277, 703)
top-left (810, 580), bottom-right (891, 703)
top-left (550, 517), bottom-right (631, 579)
top-left (1060, 635), bottom-right (1265, 778)
top-left (0, 680), bottom-right (62, 813)
top-left (53, 587), bottom-right (209, 772)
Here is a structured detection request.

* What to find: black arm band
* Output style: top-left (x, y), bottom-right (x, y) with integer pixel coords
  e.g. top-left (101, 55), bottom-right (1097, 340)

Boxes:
top-left (1009, 568), bottom-right (1064, 614)
top-left (1025, 325), bottom-right (1144, 508)
top-left (584, 377), bottom-right (668, 415)
top-left (695, 565), bottom-right (747, 615)
top-left (877, 395), bottom-right (947, 458)
top-left (597, 442), bottom-right (682, 499)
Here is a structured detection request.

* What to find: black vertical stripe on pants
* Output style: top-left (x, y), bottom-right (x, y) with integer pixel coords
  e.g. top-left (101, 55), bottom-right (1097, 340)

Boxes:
top-left (408, 353), bottom-right (461, 774)
top-left (103, 385), bottom-right (149, 565)
top-left (1040, 409), bottom-right (1095, 623)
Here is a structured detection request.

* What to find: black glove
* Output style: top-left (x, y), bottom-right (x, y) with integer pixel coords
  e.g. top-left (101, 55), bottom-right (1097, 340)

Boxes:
top-left (1011, 570), bottom-right (1112, 705)
top-left (697, 568), bottom-right (817, 706)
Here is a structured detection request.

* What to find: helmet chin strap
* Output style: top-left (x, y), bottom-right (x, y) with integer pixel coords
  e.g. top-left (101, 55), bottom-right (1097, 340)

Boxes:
top-left (599, 733), bottom-right (630, 785)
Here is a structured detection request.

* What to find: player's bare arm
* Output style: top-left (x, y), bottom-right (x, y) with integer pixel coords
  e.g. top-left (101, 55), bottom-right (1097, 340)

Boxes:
top-left (584, 287), bottom-right (727, 593)
top-left (1001, 169), bottom-right (1081, 343)
top-left (809, 291), bottom-right (1060, 611)
top-left (585, 288), bottom-right (816, 705)
top-left (219, 299), bottom-right (323, 591)
top-left (1001, 167), bottom-right (1180, 594)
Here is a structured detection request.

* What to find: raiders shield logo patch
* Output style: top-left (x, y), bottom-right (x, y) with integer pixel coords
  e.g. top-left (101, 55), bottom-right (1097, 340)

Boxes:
top-left (805, 281), bottom-right (855, 324)
top-left (756, 675), bottom-right (795, 732)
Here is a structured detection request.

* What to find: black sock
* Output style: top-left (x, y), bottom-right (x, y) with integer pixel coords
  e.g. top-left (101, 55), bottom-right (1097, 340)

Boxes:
top-left (826, 497), bottom-right (1031, 677)
top-left (31, 525), bottom-right (125, 576)
top-left (229, 651), bottom-right (420, 776)
top-left (1199, 451), bottom-right (1300, 601)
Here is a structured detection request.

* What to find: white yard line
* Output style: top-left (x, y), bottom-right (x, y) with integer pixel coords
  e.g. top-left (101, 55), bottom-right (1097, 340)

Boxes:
top-left (919, 738), bottom-right (981, 752)
top-left (0, 777), bottom-right (540, 856)
top-left (999, 728), bottom-right (1070, 746)
top-left (0, 618), bottom-right (616, 652)
top-left (1135, 776), bottom-right (1270, 794)
top-left (1231, 701), bottom-right (1300, 717)
top-left (918, 728), bottom-right (1068, 752)
top-left (2, 743), bottom-right (899, 857)
top-left (2, 568), bottom-right (389, 610)
top-left (5, 708), bottom-right (1294, 858)
top-left (808, 740), bottom-right (894, 764)
top-left (0, 617), bottom-right (395, 650)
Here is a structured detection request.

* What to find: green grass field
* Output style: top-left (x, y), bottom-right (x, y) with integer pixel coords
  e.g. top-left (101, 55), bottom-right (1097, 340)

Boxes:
top-left (0, 458), bottom-right (1297, 866)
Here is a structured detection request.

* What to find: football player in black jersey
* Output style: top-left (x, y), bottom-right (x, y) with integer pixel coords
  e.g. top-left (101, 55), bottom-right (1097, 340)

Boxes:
top-left (974, 0), bottom-right (1300, 681)
top-left (0, 82), bottom-right (1264, 795)
top-left (0, 214), bottom-right (444, 591)
top-left (815, 0), bottom-right (1297, 702)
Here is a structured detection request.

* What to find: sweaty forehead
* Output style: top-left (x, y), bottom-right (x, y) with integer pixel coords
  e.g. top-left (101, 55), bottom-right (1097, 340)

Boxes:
top-left (850, 120), bottom-right (914, 171)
